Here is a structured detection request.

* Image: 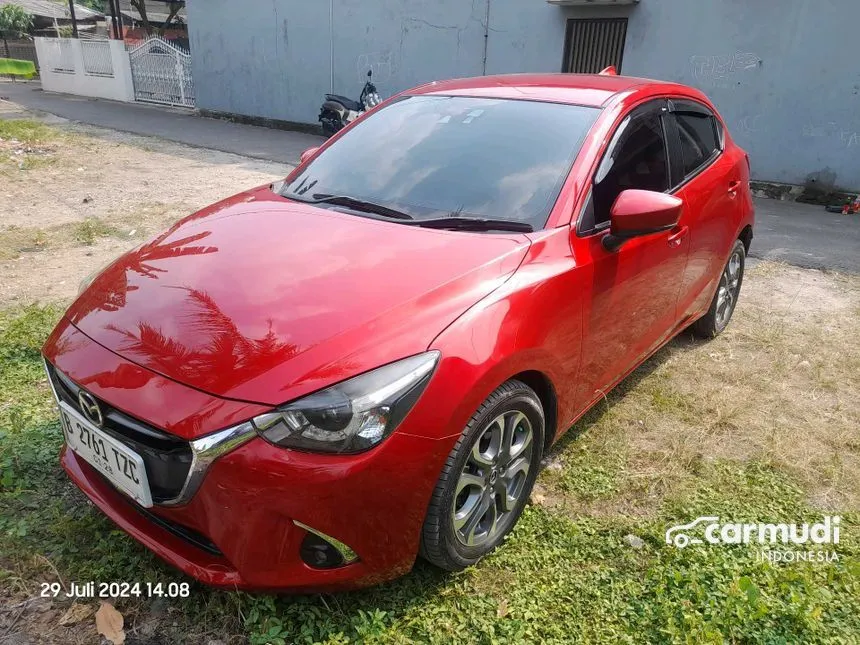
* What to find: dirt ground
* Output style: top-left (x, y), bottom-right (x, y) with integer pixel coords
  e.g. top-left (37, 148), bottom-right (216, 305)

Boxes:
top-left (0, 113), bottom-right (291, 306)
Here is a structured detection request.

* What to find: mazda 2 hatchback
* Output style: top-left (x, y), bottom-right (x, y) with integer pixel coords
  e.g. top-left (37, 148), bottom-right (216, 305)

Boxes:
top-left (43, 73), bottom-right (754, 591)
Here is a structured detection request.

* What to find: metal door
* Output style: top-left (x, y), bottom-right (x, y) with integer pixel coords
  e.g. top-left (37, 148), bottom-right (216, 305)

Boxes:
top-left (128, 36), bottom-right (195, 108)
top-left (562, 18), bottom-right (628, 74)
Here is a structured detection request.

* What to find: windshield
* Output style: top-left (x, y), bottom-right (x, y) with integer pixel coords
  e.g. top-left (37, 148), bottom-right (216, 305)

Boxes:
top-left (283, 95), bottom-right (600, 230)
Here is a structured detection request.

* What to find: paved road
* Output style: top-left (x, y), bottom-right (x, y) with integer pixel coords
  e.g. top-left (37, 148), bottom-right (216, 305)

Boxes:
top-left (0, 81), bottom-right (325, 165)
top-left (750, 198), bottom-right (859, 274)
top-left (2, 82), bottom-right (858, 273)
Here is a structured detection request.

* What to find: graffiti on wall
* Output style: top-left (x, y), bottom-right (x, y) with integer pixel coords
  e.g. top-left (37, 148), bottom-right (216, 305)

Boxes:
top-left (738, 114), bottom-right (764, 135)
top-left (802, 122), bottom-right (860, 148)
top-left (690, 52), bottom-right (760, 89)
top-left (356, 50), bottom-right (394, 83)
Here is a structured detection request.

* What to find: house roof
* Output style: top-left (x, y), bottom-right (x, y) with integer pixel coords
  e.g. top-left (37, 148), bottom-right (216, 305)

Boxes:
top-left (0, 0), bottom-right (102, 20)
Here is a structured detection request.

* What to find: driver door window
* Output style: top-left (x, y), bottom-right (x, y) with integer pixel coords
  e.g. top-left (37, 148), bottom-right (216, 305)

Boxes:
top-left (579, 102), bottom-right (670, 233)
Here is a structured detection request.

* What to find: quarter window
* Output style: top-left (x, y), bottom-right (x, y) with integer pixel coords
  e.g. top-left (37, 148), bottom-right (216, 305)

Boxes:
top-left (676, 113), bottom-right (719, 176)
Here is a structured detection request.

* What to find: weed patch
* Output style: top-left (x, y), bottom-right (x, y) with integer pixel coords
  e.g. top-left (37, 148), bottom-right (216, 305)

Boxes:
top-left (0, 119), bottom-right (57, 145)
top-left (72, 218), bottom-right (121, 245)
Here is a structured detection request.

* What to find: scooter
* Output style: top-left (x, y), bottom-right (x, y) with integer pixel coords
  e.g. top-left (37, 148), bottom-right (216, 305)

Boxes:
top-left (319, 70), bottom-right (382, 137)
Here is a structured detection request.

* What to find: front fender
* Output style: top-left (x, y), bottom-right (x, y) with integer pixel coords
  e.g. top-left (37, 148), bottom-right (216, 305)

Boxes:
top-left (423, 228), bottom-right (584, 443)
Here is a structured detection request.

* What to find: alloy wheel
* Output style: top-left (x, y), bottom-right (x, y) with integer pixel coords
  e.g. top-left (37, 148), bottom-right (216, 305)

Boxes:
top-left (451, 410), bottom-right (534, 547)
top-left (715, 249), bottom-right (743, 329)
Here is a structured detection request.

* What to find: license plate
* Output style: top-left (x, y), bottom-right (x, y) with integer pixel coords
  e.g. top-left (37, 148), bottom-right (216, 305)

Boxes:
top-left (59, 401), bottom-right (153, 508)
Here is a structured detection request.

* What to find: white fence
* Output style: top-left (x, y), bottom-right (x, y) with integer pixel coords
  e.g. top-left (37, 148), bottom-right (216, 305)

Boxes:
top-left (80, 40), bottom-right (114, 77)
top-left (35, 38), bottom-right (134, 102)
top-left (40, 38), bottom-right (76, 74)
top-left (34, 37), bottom-right (195, 109)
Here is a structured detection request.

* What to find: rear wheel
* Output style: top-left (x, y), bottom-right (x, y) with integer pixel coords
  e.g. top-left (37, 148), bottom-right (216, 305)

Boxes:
top-left (692, 239), bottom-right (746, 338)
top-left (420, 380), bottom-right (544, 571)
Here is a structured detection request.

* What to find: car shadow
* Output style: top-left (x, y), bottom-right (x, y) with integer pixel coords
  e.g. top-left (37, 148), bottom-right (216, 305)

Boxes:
top-left (300, 558), bottom-right (452, 617)
top-left (547, 330), bottom-right (709, 457)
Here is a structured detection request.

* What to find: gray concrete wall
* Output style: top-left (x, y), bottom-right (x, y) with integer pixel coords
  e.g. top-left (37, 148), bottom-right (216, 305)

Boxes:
top-left (188, 0), bottom-right (860, 190)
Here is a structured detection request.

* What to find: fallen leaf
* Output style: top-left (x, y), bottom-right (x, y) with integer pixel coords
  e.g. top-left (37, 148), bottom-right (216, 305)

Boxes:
top-left (59, 602), bottom-right (94, 626)
top-left (531, 493), bottom-right (547, 505)
top-left (95, 601), bottom-right (125, 645)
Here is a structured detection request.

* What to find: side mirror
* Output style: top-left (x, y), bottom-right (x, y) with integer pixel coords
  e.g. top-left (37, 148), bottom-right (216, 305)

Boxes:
top-left (300, 146), bottom-right (320, 164)
top-left (367, 69), bottom-right (373, 78)
top-left (603, 189), bottom-right (682, 252)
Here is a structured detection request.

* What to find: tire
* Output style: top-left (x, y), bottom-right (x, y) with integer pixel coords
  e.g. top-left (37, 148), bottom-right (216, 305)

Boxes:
top-left (420, 380), bottom-right (545, 571)
top-left (692, 239), bottom-right (746, 338)
top-left (320, 118), bottom-right (342, 137)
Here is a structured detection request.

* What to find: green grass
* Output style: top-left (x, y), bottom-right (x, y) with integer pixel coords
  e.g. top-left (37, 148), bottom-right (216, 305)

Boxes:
top-left (0, 304), bottom-right (858, 644)
top-left (0, 226), bottom-right (49, 261)
top-left (0, 218), bottom-right (127, 261)
top-left (0, 118), bottom-right (61, 172)
top-left (72, 217), bottom-right (121, 245)
top-left (0, 119), bottom-right (56, 145)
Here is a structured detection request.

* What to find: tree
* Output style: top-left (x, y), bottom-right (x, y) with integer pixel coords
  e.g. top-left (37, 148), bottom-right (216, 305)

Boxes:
top-left (78, 0), bottom-right (107, 11)
top-left (0, 4), bottom-right (33, 59)
top-left (129, 0), bottom-right (184, 36)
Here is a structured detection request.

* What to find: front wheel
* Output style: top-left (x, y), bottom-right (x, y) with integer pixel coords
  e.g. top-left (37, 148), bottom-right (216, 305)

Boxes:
top-left (692, 239), bottom-right (746, 338)
top-left (420, 380), bottom-right (544, 571)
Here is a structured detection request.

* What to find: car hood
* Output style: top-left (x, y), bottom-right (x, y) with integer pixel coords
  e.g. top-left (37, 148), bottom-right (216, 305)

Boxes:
top-left (67, 186), bottom-right (529, 406)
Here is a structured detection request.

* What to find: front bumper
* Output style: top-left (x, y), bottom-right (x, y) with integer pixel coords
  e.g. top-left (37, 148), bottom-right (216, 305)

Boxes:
top-left (61, 430), bottom-right (452, 591)
top-left (45, 319), bottom-right (458, 591)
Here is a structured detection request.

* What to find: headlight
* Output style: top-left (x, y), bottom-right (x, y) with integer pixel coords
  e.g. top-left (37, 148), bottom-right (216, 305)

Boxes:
top-left (252, 351), bottom-right (439, 454)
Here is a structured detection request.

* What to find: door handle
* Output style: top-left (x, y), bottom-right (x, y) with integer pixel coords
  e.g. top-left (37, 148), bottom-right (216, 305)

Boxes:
top-left (667, 225), bottom-right (689, 247)
top-left (728, 180), bottom-right (742, 196)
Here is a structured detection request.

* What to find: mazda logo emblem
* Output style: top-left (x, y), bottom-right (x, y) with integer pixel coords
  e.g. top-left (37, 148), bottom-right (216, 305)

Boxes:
top-left (77, 390), bottom-right (103, 427)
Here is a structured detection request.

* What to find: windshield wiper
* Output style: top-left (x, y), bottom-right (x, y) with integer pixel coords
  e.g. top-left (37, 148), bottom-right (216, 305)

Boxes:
top-left (408, 217), bottom-right (533, 233)
top-left (285, 193), bottom-right (414, 221)
top-left (284, 193), bottom-right (532, 231)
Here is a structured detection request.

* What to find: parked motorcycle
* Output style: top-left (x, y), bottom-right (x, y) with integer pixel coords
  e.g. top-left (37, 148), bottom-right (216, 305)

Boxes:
top-left (319, 70), bottom-right (382, 136)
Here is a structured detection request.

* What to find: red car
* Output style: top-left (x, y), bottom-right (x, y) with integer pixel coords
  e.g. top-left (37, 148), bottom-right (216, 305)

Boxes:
top-left (43, 73), bottom-right (753, 591)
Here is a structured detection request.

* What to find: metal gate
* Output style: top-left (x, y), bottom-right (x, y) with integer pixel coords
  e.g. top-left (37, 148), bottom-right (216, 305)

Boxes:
top-left (562, 18), bottom-right (628, 74)
top-left (128, 37), bottom-right (195, 108)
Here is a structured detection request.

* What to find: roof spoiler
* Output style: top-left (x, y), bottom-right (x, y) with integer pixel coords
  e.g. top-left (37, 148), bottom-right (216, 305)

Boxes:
top-left (599, 66), bottom-right (618, 76)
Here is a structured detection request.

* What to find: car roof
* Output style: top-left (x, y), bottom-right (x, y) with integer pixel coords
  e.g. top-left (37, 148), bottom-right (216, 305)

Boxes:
top-left (410, 73), bottom-right (692, 108)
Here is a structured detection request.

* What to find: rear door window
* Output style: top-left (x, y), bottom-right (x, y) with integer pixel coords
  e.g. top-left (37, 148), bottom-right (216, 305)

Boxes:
top-left (675, 112), bottom-right (720, 176)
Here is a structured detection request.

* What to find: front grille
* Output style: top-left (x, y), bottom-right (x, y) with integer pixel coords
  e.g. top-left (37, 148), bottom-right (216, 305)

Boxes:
top-left (47, 363), bottom-right (193, 503)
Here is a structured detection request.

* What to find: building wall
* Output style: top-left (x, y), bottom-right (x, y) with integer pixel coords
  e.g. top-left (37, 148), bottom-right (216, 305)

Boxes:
top-left (188, 0), bottom-right (860, 189)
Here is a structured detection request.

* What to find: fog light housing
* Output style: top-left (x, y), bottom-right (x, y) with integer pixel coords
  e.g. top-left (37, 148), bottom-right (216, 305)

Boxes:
top-left (294, 520), bottom-right (359, 569)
